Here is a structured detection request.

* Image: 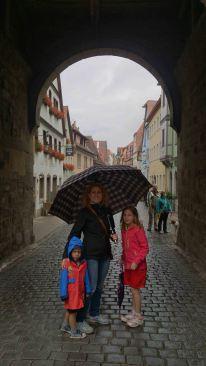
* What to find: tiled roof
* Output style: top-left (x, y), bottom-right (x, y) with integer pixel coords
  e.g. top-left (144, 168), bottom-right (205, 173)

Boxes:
top-left (143, 100), bottom-right (157, 120)
top-left (146, 97), bottom-right (161, 123)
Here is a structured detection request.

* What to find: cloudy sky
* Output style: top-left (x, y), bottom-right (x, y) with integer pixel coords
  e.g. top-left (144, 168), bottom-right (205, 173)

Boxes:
top-left (61, 56), bottom-right (161, 153)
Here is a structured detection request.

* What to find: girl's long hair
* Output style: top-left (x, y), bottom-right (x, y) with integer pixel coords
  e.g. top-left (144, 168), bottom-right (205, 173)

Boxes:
top-left (120, 206), bottom-right (143, 230)
top-left (82, 182), bottom-right (108, 207)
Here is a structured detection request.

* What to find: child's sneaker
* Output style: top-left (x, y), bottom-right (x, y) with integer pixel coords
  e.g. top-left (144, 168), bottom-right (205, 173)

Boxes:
top-left (120, 309), bottom-right (136, 323)
top-left (77, 320), bottom-right (94, 334)
top-left (87, 315), bottom-right (111, 325)
top-left (60, 324), bottom-right (71, 334)
top-left (70, 329), bottom-right (86, 339)
top-left (126, 314), bottom-right (144, 328)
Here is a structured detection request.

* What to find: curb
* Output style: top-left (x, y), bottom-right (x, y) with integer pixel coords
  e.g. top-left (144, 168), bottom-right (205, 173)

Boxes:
top-left (0, 223), bottom-right (66, 273)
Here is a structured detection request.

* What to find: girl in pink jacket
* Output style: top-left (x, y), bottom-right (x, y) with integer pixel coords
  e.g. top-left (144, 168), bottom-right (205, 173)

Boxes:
top-left (120, 206), bottom-right (149, 327)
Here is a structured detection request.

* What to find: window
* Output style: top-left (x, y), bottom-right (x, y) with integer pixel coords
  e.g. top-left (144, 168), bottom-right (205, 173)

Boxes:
top-left (48, 135), bottom-right (52, 148)
top-left (77, 153), bottom-right (81, 168)
top-left (84, 156), bottom-right (88, 169)
top-left (43, 130), bottom-right (47, 145)
top-left (54, 138), bottom-right (57, 150)
top-left (163, 91), bottom-right (165, 107)
top-left (39, 177), bottom-right (44, 199)
top-left (53, 97), bottom-right (59, 109)
top-left (162, 129), bottom-right (165, 147)
top-left (58, 141), bottom-right (61, 152)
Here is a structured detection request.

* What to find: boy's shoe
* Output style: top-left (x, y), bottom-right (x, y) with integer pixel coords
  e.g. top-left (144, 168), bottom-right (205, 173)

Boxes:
top-left (77, 320), bottom-right (94, 334)
top-left (70, 329), bottom-right (86, 339)
top-left (121, 310), bottom-right (136, 323)
top-left (61, 324), bottom-right (71, 334)
top-left (88, 315), bottom-right (111, 325)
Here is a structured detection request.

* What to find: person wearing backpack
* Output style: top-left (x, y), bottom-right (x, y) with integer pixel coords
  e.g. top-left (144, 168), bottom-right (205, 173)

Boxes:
top-left (156, 192), bottom-right (172, 233)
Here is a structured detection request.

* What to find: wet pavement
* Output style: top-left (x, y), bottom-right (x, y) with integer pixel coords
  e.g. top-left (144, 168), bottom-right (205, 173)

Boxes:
top-left (0, 203), bottom-right (206, 366)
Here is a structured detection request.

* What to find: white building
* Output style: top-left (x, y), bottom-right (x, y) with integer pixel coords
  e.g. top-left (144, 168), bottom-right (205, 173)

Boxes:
top-left (160, 88), bottom-right (177, 198)
top-left (63, 106), bottom-right (75, 181)
top-left (33, 76), bottom-right (66, 217)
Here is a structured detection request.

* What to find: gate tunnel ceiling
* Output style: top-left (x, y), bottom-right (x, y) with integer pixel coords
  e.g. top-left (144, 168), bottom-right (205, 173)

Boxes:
top-left (2, 0), bottom-right (204, 131)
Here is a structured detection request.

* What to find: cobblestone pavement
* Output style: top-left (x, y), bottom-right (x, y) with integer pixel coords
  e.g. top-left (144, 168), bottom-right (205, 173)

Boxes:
top-left (0, 203), bottom-right (206, 366)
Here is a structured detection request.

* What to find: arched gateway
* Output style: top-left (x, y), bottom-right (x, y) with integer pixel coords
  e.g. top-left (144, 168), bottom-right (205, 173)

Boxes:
top-left (0, 1), bottom-right (205, 271)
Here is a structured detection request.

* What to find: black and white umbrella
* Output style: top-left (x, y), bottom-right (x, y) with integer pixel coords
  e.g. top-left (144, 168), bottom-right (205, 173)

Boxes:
top-left (49, 165), bottom-right (151, 224)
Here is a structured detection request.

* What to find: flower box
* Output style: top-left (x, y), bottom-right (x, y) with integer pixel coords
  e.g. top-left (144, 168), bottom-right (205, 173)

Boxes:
top-left (59, 153), bottom-right (65, 161)
top-left (50, 149), bottom-right (56, 157)
top-left (43, 145), bottom-right (50, 154)
top-left (35, 141), bottom-right (43, 152)
top-left (57, 110), bottom-right (64, 119)
top-left (43, 95), bottom-right (52, 107)
top-left (67, 163), bottom-right (74, 171)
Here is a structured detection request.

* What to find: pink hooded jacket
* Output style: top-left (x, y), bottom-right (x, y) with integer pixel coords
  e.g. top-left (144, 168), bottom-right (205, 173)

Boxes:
top-left (122, 225), bottom-right (149, 270)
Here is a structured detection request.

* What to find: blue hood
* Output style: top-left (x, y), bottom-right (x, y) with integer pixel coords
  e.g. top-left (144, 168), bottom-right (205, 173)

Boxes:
top-left (67, 236), bottom-right (83, 256)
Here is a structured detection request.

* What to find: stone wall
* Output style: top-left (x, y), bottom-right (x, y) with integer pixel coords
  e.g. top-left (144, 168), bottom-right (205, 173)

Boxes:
top-left (0, 34), bottom-right (34, 260)
top-left (176, 11), bottom-right (206, 270)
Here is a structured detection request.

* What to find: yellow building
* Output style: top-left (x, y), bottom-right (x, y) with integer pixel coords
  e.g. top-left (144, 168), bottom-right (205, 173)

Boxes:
top-left (147, 98), bottom-right (166, 191)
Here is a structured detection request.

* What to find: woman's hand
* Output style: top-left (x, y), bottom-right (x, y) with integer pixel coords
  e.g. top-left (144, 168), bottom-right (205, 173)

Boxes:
top-left (61, 259), bottom-right (67, 269)
top-left (130, 262), bottom-right (138, 270)
top-left (111, 233), bottom-right (118, 242)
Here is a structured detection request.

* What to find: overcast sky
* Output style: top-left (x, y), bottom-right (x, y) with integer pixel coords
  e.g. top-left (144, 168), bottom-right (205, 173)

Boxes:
top-left (61, 56), bottom-right (161, 153)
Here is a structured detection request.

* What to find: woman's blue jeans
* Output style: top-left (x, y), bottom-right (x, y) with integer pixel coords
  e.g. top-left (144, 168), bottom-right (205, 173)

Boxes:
top-left (76, 259), bottom-right (110, 321)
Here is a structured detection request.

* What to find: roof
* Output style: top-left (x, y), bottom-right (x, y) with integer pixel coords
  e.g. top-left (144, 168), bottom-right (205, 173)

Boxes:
top-left (146, 97), bottom-right (161, 123)
top-left (143, 100), bottom-right (157, 120)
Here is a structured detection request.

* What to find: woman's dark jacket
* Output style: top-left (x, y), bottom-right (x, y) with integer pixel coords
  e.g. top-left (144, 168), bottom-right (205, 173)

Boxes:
top-left (63, 204), bottom-right (115, 260)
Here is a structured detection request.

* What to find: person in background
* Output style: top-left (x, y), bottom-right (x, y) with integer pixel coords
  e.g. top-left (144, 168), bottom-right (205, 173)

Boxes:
top-left (147, 186), bottom-right (159, 231)
top-left (156, 191), bottom-right (172, 233)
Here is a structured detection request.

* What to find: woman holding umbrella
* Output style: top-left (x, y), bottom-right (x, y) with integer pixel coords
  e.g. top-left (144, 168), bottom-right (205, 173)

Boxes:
top-left (61, 183), bottom-right (118, 334)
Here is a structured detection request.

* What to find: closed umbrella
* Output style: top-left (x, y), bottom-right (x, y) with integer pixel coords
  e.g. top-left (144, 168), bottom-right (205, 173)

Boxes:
top-left (117, 267), bottom-right (125, 313)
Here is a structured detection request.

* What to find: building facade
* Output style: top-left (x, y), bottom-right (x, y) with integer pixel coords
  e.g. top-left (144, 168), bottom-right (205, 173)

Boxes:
top-left (147, 98), bottom-right (166, 191)
top-left (160, 89), bottom-right (178, 197)
top-left (141, 100), bottom-right (157, 178)
top-left (33, 76), bottom-right (66, 217)
top-left (63, 106), bottom-right (75, 181)
top-left (94, 140), bottom-right (108, 165)
top-left (132, 122), bottom-right (144, 169)
top-left (72, 122), bottom-right (97, 173)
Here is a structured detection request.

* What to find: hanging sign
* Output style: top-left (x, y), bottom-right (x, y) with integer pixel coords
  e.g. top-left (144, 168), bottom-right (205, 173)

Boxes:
top-left (66, 144), bottom-right (73, 156)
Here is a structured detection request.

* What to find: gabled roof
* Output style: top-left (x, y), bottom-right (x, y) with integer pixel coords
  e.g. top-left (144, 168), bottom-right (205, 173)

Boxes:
top-left (142, 100), bottom-right (157, 120)
top-left (146, 97), bottom-right (161, 123)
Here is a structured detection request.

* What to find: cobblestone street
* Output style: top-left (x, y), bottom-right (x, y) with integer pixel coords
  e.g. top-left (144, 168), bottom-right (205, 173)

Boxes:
top-left (0, 203), bottom-right (206, 366)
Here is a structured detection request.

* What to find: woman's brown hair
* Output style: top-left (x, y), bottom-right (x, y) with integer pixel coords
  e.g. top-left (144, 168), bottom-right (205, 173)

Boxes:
top-left (82, 183), bottom-right (108, 207)
top-left (120, 206), bottom-right (143, 230)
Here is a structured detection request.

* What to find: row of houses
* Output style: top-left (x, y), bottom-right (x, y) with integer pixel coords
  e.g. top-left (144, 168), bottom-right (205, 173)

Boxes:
top-left (33, 75), bottom-right (109, 217)
top-left (116, 88), bottom-right (177, 198)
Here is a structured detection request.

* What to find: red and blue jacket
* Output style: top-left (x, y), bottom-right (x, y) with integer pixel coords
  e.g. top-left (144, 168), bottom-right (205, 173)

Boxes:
top-left (60, 236), bottom-right (91, 310)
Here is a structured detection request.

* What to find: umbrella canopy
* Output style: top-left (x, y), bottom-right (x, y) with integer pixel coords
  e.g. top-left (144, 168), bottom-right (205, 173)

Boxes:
top-left (49, 165), bottom-right (151, 224)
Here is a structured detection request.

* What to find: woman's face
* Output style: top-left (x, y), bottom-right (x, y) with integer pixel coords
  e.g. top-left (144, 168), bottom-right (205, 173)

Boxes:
top-left (123, 209), bottom-right (135, 226)
top-left (89, 186), bottom-right (103, 204)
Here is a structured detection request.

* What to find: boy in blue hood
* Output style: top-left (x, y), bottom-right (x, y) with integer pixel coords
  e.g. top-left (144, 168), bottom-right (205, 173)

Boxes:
top-left (60, 236), bottom-right (91, 339)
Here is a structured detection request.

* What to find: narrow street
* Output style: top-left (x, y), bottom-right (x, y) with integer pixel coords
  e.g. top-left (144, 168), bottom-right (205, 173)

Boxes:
top-left (0, 203), bottom-right (206, 366)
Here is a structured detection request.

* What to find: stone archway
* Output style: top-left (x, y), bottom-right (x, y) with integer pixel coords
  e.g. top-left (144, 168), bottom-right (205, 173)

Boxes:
top-left (33, 48), bottom-right (179, 136)
top-left (0, 1), bottom-right (205, 271)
